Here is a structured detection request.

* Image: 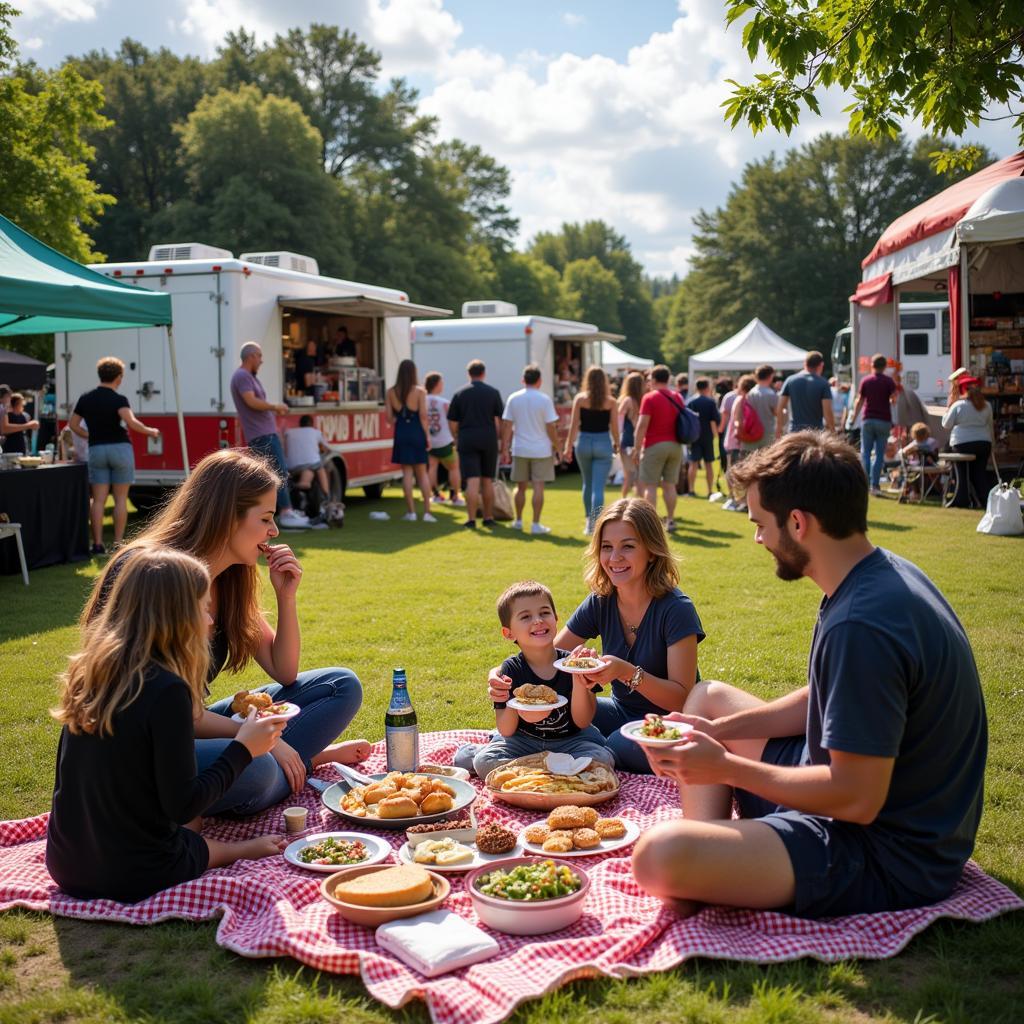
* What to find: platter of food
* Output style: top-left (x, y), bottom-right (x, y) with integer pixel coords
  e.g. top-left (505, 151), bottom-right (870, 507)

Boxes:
top-left (504, 684), bottom-right (567, 713)
top-left (320, 770), bottom-right (477, 830)
top-left (485, 753), bottom-right (619, 810)
top-left (465, 857), bottom-right (590, 934)
top-left (229, 689), bottom-right (301, 723)
top-left (517, 807), bottom-right (639, 857)
top-left (552, 656), bottom-right (608, 674)
top-left (619, 714), bottom-right (694, 747)
top-left (283, 831), bottom-right (392, 873)
top-left (397, 819), bottom-right (521, 872)
top-left (320, 863), bottom-right (450, 926)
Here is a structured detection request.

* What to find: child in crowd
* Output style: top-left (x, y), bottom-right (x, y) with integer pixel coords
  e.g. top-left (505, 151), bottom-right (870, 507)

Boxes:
top-left (46, 548), bottom-right (287, 904)
top-left (424, 371), bottom-right (464, 506)
top-left (899, 421), bottom-right (941, 499)
top-left (454, 580), bottom-right (615, 780)
top-left (284, 414), bottom-right (331, 525)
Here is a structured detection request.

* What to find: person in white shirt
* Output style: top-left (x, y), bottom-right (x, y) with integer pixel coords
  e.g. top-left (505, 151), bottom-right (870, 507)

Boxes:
top-left (501, 364), bottom-right (560, 534)
top-left (424, 372), bottom-right (464, 506)
top-left (284, 415), bottom-right (331, 526)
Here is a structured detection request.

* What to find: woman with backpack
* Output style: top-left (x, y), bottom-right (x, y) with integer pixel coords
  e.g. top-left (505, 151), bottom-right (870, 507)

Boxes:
top-left (727, 375), bottom-right (764, 513)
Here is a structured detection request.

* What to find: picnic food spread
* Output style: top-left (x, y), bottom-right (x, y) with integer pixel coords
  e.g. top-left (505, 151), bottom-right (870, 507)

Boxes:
top-left (475, 860), bottom-right (583, 901)
top-left (229, 690), bottom-right (291, 719)
top-left (298, 837), bottom-right (370, 866)
top-left (341, 772), bottom-right (456, 819)
top-left (638, 714), bottom-right (685, 740)
top-left (332, 864), bottom-right (435, 907)
top-left (488, 761), bottom-right (617, 795)
top-left (511, 684), bottom-right (559, 705)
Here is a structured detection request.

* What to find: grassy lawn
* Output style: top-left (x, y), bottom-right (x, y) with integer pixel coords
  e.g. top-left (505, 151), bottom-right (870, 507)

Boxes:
top-left (1, 477), bottom-right (1022, 1023)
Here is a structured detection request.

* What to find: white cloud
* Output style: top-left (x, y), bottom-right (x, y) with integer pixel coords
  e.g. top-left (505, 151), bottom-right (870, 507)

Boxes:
top-left (20, 0), bottom-right (101, 20)
top-left (365, 0), bottom-right (462, 74)
top-left (562, 12), bottom-right (585, 28)
top-left (176, 0), bottom-right (279, 54)
top-left (21, 37), bottom-right (44, 50)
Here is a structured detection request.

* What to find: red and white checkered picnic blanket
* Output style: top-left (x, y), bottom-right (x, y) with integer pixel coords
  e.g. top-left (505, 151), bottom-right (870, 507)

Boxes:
top-left (2, 730), bottom-right (1020, 1024)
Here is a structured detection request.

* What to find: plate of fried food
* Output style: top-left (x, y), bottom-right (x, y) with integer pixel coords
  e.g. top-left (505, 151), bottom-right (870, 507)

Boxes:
top-left (320, 770), bottom-right (477, 830)
top-left (504, 683), bottom-right (568, 713)
top-left (229, 689), bottom-right (300, 723)
top-left (517, 805), bottom-right (639, 857)
top-left (552, 655), bottom-right (609, 675)
top-left (485, 753), bottom-right (619, 810)
top-left (396, 818), bottom-right (523, 873)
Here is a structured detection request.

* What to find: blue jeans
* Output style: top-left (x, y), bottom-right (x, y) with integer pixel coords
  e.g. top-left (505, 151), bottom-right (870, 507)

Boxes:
top-left (860, 419), bottom-right (890, 489)
top-left (575, 431), bottom-right (613, 527)
top-left (197, 666), bottom-right (362, 816)
top-left (592, 697), bottom-right (658, 774)
top-left (453, 726), bottom-right (614, 780)
top-left (249, 432), bottom-right (291, 511)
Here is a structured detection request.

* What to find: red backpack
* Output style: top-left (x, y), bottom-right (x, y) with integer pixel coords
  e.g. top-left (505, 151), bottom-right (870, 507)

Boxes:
top-left (737, 396), bottom-right (764, 443)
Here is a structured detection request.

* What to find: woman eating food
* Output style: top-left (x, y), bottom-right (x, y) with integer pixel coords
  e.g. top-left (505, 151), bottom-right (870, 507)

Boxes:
top-left (47, 548), bottom-right (288, 903)
top-left (491, 497), bottom-right (704, 773)
top-left (82, 448), bottom-right (369, 816)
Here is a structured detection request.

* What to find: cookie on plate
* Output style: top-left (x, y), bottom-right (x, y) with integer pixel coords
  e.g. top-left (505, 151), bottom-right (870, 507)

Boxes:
top-left (523, 822), bottom-right (551, 845)
top-left (572, 827), bottom-right (601, 850)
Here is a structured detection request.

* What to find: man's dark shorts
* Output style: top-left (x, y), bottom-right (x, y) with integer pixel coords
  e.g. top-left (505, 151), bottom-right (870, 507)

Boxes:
top-left (457, 428), bottom-right (498, 480)
top-left (734, 736), bottom-right (942, 918)
top-left (687, 438), bottom-right (715, 464)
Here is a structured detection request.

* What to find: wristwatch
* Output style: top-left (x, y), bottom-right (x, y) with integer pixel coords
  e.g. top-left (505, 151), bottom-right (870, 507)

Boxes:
top-left (626, 664), bottom-right (644, 693)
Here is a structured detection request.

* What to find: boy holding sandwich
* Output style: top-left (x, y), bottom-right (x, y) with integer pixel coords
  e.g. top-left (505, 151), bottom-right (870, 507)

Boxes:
top-left (454, 580), bottom-right (615, 779)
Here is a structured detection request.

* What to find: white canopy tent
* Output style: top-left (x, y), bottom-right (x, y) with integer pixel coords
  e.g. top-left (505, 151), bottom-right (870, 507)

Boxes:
top-left (599, 339), bottom-right (654, 373)
top-left (688, 318), bottom-right (806, 381)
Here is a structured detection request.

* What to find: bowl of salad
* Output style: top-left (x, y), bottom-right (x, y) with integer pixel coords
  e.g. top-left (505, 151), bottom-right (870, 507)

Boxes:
top-left (465, 857), bottom-right (590, 934)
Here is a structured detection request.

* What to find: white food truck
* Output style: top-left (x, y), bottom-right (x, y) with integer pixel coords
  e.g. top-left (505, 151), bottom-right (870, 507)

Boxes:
top-left (55, 243), bottom-right (450, 506)
top-left (832, 300), bottom-right (950, 403)
top-left (411, 301), bottom-right (626, 441)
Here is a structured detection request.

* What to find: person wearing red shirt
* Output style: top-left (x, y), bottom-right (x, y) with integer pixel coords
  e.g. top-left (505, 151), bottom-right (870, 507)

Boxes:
top-left (633, 364), bottom-right (685, 531)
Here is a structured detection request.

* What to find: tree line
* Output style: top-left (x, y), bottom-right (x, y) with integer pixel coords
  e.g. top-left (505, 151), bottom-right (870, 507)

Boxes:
top-left (0, 6), bottom-right (989, 368)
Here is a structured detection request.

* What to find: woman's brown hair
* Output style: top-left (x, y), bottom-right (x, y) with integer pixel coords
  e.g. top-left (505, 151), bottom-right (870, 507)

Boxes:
top-left (394, 359), bottom-right (418, 406)
top-left (584, 365), bottom-right (608, 409)
top-left (967, 386), bottom-right (988, 412)
top-left (56, 549), bottom-right (210, 737)
top-left (82, 448), bottom-right (279, 673)
top-left (583, 497), bottom-right (679, 598)
top-left (622, 371), bottom-right (645, 408)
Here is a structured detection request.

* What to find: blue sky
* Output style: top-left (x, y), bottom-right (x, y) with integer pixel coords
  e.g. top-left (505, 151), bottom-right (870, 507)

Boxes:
top-left (12, 1), bottom-right (1020, 278)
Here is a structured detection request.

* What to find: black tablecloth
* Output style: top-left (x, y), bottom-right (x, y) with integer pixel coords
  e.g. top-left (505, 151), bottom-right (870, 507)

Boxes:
top-left (0, 463), bottom-right (89, 573)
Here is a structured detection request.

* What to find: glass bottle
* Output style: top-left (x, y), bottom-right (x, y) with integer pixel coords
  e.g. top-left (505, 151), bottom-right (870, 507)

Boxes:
top-left (385, 668), bottom-right (419, 773)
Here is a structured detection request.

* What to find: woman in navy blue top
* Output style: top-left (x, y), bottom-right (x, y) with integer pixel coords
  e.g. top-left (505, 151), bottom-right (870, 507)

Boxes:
top-left (556, 497), bottom-right (705, 772)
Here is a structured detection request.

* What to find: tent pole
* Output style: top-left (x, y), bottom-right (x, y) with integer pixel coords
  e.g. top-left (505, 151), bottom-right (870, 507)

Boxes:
top-left (167, 324), bottom-right (190, 478)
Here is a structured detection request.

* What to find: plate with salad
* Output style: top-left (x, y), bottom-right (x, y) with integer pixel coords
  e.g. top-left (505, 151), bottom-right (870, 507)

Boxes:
top-left (619, 714), bottom-right (694, 746)
top-left (283, 831), bottom-right (392, 873)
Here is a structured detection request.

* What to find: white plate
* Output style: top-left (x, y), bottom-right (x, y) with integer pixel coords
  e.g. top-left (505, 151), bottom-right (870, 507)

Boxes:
top-left (230, 701), bottom-right (301, 724)
top-left (505, 695), bottom-right (568, 712)
top-left (517, 817), bottom-right (640, 857)
top-left (619, 719), bottom-right (694, 746)
top-left (284, 831), bottom-right (392, 873)
top-left (397, 839), bottom-right (524, 873)
top-left (552, 657), bottom-right (609, 675)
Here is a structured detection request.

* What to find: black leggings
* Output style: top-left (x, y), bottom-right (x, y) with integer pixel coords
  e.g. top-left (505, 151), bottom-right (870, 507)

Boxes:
top-left (951, 441), bottom-right (991, 508)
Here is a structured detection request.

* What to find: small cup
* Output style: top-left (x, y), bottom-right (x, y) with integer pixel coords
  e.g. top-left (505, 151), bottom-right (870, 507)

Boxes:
top-left (283, 806), bottom-right (308, 833)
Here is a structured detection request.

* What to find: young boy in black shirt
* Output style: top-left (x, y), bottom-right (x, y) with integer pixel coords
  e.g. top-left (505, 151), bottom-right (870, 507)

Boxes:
top-left (453, 580), bottom-right (615, 779)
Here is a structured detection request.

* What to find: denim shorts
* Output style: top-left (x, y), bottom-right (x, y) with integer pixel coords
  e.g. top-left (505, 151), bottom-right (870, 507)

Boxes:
top-left (88, 442), bottom-right (135, 485)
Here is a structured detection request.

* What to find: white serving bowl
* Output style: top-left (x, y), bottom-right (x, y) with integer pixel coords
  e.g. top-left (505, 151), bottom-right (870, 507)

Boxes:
top-left (465, 857), bottom-right (590, 935)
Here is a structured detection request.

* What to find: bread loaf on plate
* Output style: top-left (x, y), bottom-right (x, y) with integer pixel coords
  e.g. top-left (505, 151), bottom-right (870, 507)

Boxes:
top-left (332, 864), bottom-right (434, 907)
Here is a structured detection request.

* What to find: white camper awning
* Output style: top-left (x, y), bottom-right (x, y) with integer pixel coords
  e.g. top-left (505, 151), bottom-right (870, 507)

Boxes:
top-left (279, 295), bottom-right (452, 318)
top-left (550, 330), bottom-right (627, 343)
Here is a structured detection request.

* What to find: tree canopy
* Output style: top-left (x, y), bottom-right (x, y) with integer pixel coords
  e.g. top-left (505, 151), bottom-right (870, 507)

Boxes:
top-left (722, 0), bottom-right (1024, 171)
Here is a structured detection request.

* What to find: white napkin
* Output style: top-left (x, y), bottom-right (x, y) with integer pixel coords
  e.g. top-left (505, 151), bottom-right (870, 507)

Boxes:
top-left (545, 752), bottom-right (592, 776)
top-left (375, 909), bottom-right (499, 977)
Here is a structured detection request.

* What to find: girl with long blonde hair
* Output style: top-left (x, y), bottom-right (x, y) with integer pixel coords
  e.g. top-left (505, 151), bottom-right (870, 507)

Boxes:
top-left (563, 365), bottom-right (620, 534)
top-left (84, 448), bottom-right (368, 818)
top-left (492, 496), bottom-right (703, 774)
top-left (48, 549), bottom-right (287, 903)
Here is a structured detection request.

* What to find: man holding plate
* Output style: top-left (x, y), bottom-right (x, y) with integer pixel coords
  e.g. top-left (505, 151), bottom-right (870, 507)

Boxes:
top-left (631, 431), bottom-right (987, 920)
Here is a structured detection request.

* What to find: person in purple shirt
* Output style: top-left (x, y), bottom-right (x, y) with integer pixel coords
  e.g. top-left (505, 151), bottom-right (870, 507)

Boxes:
top-left (848, 354), bottom-right (897, 496)
top-left (230, 343), bottom-right (308, 530)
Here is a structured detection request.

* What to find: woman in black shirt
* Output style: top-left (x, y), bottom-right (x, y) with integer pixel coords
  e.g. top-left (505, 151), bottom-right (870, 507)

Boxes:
top-left (563, 366), bottom-right (620, 535)
top-left (47, 548), bottom-right (286, 903)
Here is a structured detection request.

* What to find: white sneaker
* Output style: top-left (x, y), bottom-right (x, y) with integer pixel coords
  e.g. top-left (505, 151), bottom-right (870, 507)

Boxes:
top-left (401, 512), bottom-right (417, 521)
top-left (531, 522), bottom-right (551, 535)
top-left (709, 491), bottom-right (724, 503)
top-left (583, 522), bottom-right (593, 536)
top-left (449, 496), bottom-right (466, 507)
top-left (511, 519), bottom-right (523, 530)
top-left (422, 512), bottom-right (438, 522)
top-left (278, 510), bottom-right (310, 529)
top-left (721, 499), bottom-right (737, 511)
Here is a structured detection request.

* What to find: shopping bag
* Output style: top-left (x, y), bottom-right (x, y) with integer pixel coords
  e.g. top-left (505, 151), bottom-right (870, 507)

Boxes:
top-left (976, 483), bottom-right (1024, 536)
top-left (491, 479), bottom-right (515, 521)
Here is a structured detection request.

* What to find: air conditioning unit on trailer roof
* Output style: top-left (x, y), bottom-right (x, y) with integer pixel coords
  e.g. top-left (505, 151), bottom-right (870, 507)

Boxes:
top-left (147, 242), bottom-right (233, 262)
top-left (462, 299), bottom-right (518, 318)
top-left (240, 251), bottom-right (320, 275)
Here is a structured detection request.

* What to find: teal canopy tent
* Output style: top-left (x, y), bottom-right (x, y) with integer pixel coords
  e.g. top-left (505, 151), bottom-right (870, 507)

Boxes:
top-left (0, 213), bottom-right (189, 473)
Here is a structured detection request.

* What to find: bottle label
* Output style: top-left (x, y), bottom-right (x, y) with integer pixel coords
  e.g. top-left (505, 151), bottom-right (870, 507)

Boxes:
top-left (385, 724), bottom-right (420, 773)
